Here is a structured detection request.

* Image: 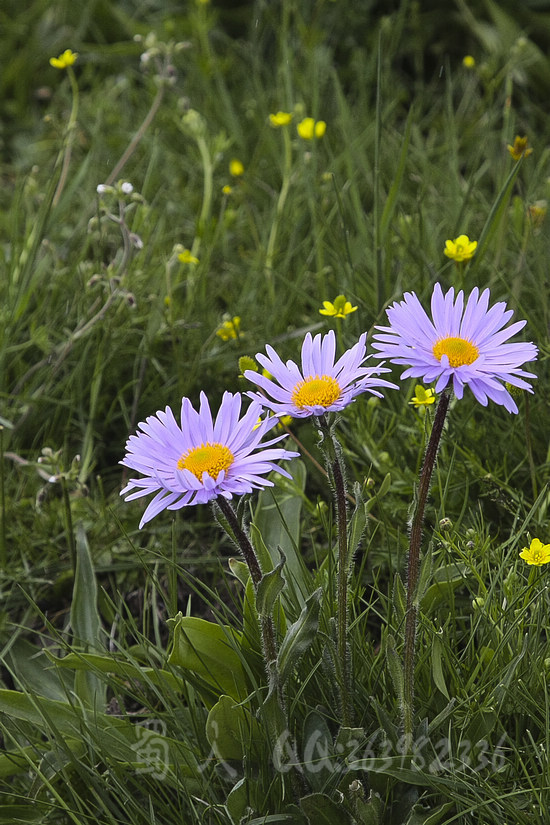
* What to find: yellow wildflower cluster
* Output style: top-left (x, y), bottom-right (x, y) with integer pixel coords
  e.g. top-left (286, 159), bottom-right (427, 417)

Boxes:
top-left (216, 316), bottom-right (241, 341)
top-left (297, 117), bottom-right (326, 140)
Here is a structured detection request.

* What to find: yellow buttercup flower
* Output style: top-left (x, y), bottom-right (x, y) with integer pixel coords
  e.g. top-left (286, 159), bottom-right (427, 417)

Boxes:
top-left (507, 135), bottom-right (533, 162)
top-left (222, 184), bottom-right (232, 195)
top-left (229, 159), bottom-right (244, 177)
top-left (178, 249), bottom-right (199, 265)
top-left (49, 49), bottom-right (78, 70)
top-left (443, 234), bottom-right (478, 263)
top-left (409, 385), bottom-right (436, 408)
top-left (216, 316), bottom-right (241, 341)
top-left (462, 55), bottom-right (475, 69)
top-left (297, 117), bottom-right (326, 140)
top-left (319, 295), bottom-right (357, 319)
top-left (519, 538), bottom-right (550, 566)
top-left (269, 111), bottom-right (293, 128)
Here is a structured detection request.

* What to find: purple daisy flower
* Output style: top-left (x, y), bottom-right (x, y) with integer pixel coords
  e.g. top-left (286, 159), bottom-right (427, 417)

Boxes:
top-left (372, 283), bottom-right (538, 414)
top-left (120, 392), bottom-right (299, 527)
top-left (244, 330), bottom-right (397, 418)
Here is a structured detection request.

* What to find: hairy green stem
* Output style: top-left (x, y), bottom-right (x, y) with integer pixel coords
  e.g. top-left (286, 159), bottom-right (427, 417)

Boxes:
top-left (216, 497), bottom-right (279, 687)
top-left (319, 415), bottom-right (353, 726)
top-left (403, 390), bottom-right (450, 744)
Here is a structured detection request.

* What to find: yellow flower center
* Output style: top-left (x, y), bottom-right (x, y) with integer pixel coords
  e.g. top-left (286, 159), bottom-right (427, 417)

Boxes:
top-left (433, 336), bottom-right (479, 367)
top-left (291, 375), bottom-right (341, 409)
top-left (177, 442), bottom-right (234, 481)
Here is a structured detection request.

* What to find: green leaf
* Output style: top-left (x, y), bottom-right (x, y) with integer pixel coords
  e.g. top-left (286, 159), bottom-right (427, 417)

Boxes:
top-left (405, 801), bottom-right (455, 825)
top-left (420, 563), bottom-right (468, 614)
top-left (385, 634), bottom-right (404, 706)
top-left (206, 694), bottom-right (262, 762)
top-left (300, 793), bottom-right (353, 825)
top-left (256, 551), bottom-right (286, 617)
top-left (167, 614), bottom-right (248, 701)
top-left (278, 589), bottom-right (321, 685)
top-left (465, 708), bottom-right (497, 744)
top-left (0, 689), bottom-right (198, 776)
top-left (6, 638), bottom-right (74, 701)
top-left (71, 524), bottom-right (102, 650)
top-left (347, 755), bottom-right (425, 784)
top-left (392, 575), bottom-right (407, 625)
top-left (226, 777), bottom-right (251, 824)
top-left (379, 109), bottom-right (413, 243)
top-left (228, 557), bottom-right (250, 587)
top-left (302, 711), bottom-right (333, 792)
top-left (0, 804), bottom-right (48, 823)
top-left (71, 523), bottom-right (106, 710)
top-left (253, 459), bottom-right (308, 604)
top-left (414, 544), bottom-right (433, 607)
top-left (352, 790), bottom-right (383, 825)
top-left (0, 738), bottom-right (86, 779)
top-left (47, 651), bottom-right (182, 693)
top-left (334, 726), bottom-right (364, 759)
top-left (347, 498), bottom-right (368, 562)
top-left (431, 635), bottom-right (450, 700)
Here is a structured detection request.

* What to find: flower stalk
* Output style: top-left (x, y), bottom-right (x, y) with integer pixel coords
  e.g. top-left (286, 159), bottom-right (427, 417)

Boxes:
top-left (53, 64), bottom-right (80, 207)
top-left (402, 389), bottom-right (450, 744)
top-left (216, 496), bottom-right (284, 727)
top-left (318, 415), bottom-right (353, 726)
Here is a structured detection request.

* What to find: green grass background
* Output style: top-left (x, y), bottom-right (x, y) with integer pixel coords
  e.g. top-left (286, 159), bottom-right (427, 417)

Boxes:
top-left (1, 1), bottom-right (550, 823)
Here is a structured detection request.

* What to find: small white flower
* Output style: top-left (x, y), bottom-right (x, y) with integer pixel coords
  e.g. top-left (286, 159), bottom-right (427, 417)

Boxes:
top-left (121, 182), bottom-right (134, 194)
top-left (96, 184), bottom-right (108, 194)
